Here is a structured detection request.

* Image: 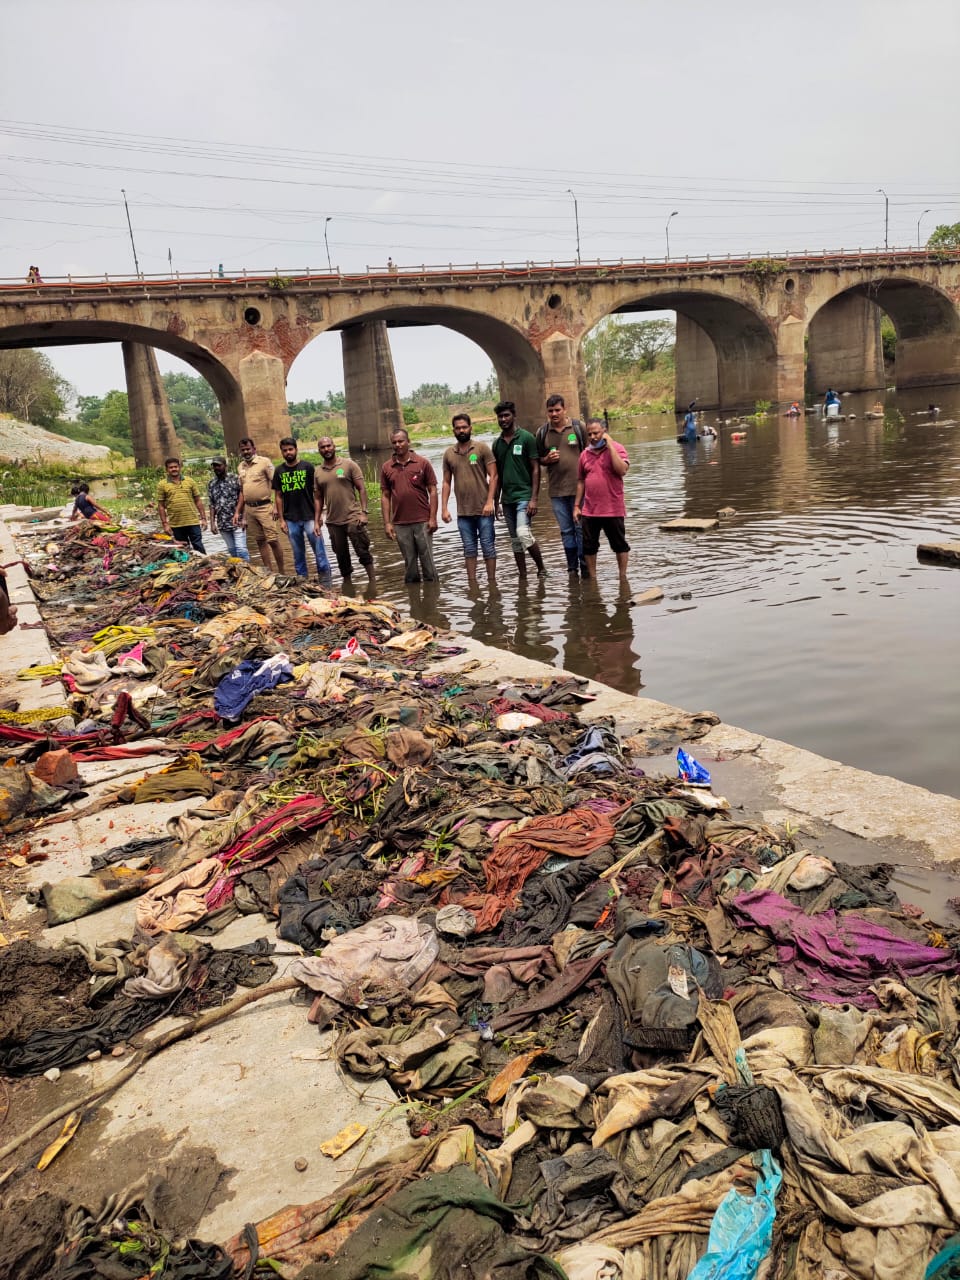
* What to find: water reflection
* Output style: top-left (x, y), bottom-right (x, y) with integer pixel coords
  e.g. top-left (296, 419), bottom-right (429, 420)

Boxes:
top-left (350, 384), bottom-right (960, 798)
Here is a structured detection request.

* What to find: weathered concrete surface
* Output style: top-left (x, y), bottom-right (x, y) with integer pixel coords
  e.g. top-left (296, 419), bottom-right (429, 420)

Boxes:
top-left (674, 313), bottom-right (720, 410)
top-left (122, 341), bottom-right (181, 468)
top-left (659, 517), bottom-right (719, 532)
top-left (918, 540), bottom-right (960, 565)
top-left (341, 319), bottom-right (405, 450)
top-left (806, 292), bottom-right (885, 393)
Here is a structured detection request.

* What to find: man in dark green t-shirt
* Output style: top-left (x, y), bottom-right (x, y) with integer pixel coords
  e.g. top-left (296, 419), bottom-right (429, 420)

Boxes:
top-left (491, 400), bottom-right (546, 578)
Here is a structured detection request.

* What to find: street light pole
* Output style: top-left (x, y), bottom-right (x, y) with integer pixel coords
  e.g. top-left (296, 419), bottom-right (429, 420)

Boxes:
top-left (665, 210), bottom-right (679, 260)
top-left (876, 188), bottom-right (889, 249)
top-left (567, 189), bottom-right (581, 263)
top-left (121, 188), bottom-right (142, 278)
top-left (324, 217), bottom-right (332, 273)
top-left (918, 208), bottom-right (932, 250)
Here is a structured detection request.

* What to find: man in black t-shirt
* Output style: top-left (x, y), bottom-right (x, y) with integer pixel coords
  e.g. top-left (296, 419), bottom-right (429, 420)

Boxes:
top-left (272, 437), bottom-right (331, 577)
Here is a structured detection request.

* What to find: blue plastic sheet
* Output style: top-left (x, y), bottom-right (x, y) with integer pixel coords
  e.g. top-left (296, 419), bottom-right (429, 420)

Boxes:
top-left (686, 1148), bottom-right (782, 1280)
top-left (677, 747), bottom-right (711, 785)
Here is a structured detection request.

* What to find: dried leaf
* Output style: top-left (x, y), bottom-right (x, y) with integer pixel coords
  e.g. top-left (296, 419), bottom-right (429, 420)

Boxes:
top-left (319, 1122), bottom-right (367, 1159)
top-left (6, 855), bottom-right (27, 868)
top-left (37, 1111), bottom-right (81, 1170)
top-left (486, 1049), bottom-right (544, 1104)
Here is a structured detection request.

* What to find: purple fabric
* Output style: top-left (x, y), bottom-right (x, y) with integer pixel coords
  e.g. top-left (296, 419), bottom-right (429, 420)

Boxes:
top-left (730, 889), bottom-right (959, 1006)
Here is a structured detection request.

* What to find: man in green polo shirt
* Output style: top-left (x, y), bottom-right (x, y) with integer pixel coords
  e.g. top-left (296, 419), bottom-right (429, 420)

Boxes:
top-left (491, 400), bottom-right (546, 578)
top-left (157, 457), bottom-right (207, 553)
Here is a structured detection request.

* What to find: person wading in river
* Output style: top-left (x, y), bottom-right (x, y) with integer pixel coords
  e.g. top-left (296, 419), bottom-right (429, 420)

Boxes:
top-left (380, 429), bottom-right (438, 583)
top-left (537, 393), bottom-right (587, 576)
top-left (314, 436), bottom-right (375, 582)
top-left (272, 437), bottom-right (331, 580)
top-left (441, 413), bottom-right (498, 587)
top-left (492, 401), bottom-right (546, 579)
top-left (574, 417), bottom-right (630, 581)
top-left (235, 437), bottom-right (285, 574)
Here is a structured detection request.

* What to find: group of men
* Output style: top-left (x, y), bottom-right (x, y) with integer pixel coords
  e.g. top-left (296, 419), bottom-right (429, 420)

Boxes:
top-left (153, 392), bottom-right (631, 588)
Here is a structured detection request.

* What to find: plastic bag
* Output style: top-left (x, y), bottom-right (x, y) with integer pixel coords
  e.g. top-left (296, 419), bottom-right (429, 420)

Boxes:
top-left (687, 1149), bottom-right (781, 1280)
top-left (328, 636), bottom-right (369, 663)
top-left (677, 747), bottom-right (711, 785)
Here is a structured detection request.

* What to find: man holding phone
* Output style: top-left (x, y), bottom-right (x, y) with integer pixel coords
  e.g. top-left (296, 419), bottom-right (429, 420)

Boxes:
top-left (573, 418), bottom-right (630, 581)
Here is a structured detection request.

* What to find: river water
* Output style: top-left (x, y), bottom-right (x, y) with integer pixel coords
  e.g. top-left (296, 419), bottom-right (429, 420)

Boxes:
top-left (343, 386), bottom-right (960, 801)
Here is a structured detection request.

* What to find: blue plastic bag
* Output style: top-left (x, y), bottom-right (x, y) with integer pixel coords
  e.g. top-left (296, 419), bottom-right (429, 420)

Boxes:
top-left (677, 747), bottom-right (711, 785)
top-left (687, 1148), bottom-right (782, 1280)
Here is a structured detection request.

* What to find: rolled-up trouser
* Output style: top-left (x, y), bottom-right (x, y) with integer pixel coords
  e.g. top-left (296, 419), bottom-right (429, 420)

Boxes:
top-left (244, 503), bottom-right (281, 547)
top-left (286, 518), bottom-right (331, 576)
top-left (327, 521), bottom-right (373, 577)
top-left (550, 494), bottom-right (584, 570)
top-left (502, 501), bottom-right (535, 553)
top-left (219, 525), bottom-right (249, 561)
top-left (394, 522), bottom-right (437, 582)
top-left (457, 514), bottom-right (496, 561)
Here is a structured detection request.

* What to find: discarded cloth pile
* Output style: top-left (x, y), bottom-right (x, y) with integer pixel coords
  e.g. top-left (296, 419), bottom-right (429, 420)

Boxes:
top-left (4, 521), bottom-right (960, 1280)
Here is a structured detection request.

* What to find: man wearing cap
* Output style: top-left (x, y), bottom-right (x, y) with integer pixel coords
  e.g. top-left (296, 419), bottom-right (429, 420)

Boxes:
top-left (314, 436), bottom-right (375, 581)
top-left (207, 458), bottom-right (249, 560)
top-left (235, 437), bottom-right (285, 574)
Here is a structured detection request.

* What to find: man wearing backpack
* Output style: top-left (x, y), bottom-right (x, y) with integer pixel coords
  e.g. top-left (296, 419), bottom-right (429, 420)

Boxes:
top-left (537, 394), bottom-right (587, 575)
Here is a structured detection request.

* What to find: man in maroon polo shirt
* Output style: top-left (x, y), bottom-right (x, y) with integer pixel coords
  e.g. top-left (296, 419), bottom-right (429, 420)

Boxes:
top-left (574, 417), bottom-right (631, 581)
top-left (379, 428), bottom-right (439, 582)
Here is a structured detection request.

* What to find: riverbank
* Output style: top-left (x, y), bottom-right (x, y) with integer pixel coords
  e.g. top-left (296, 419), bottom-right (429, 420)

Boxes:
top-left (3, 506), bottom-right (960, 1277)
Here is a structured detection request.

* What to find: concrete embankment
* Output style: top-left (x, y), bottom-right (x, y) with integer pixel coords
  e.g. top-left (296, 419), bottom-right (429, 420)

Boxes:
top-left (2, 504), bottom-right (960, 1251)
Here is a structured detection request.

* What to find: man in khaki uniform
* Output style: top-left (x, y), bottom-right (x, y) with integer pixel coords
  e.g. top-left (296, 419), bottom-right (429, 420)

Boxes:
top-left (235, 436), bottom-right (285, 573)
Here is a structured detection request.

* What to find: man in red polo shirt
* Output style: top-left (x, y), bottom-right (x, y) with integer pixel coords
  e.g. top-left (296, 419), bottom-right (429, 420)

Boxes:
top-left (574, 417), bottom-right (631, 580)
top-left (379, 428), bottom-right (439, 582)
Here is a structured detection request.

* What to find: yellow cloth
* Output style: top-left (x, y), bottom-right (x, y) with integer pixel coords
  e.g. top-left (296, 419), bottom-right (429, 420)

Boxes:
top-left (17, 662), bottom-right (63, 680)
top-left (90, 625), bottom-right (156, 656)
top-left (0, 706), bottom-right (73, 724)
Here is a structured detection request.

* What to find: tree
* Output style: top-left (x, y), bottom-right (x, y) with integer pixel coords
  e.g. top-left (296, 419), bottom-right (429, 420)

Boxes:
top-left (0, 349), bottom-right (72, 426)
top-left (926, 223), bottom-right (960, 251)
top-left (91, 390), bottom-right (131, 437)
top-left (408, 382), bottom-right (453, 406)
top-left (161, 371), bottom-right (219, 418)
top-left (77, 394), bottom-right (104, 425)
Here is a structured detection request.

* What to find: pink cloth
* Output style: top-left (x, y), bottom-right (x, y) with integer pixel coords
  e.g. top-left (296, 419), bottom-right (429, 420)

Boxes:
top-left (578, 443), bottom-right (629, 517)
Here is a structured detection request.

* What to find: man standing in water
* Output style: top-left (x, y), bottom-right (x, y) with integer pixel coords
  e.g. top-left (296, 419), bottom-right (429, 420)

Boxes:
top-left (235, 437), bottom-right (285, 574)
top-left (492, 401), bottom-right (546, 578)
top-left (537, 393), bottom-right (587, 576)
top-left (441, 412), bottom-right (498, 587)
top-left (314, 436), bottom-right (375, 582)
top-left (272, 437), bottom-right (331, 579)
top-left (379, 428), bottom-right (438, 583)
top-left (574, 418), bottom-right (630, 581)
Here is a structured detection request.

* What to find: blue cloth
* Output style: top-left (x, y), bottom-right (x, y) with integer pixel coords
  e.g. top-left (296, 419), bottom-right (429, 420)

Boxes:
top-left (457, 514), bottom-right (496, 561)
top-left (286, 518), bottom-right (331, 576)
top-left (214, 655), bottom-right (294, 720)
top-left (684, 411), bottom-right (698, 442)
top-left (550, 494), bottom-right (584, 571)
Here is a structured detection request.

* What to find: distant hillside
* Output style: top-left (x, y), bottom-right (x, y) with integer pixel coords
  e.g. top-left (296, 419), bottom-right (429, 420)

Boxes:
top-left (0, 414), bottom-right (112, 464)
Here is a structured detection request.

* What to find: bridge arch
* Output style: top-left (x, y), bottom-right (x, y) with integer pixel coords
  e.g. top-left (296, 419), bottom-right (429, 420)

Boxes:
top-left (297, 302), bottom-right (547, 440)
top-left (807, 277), bottom-right (960, 392)
top-left (0, 316), bottom-right (246, 446)
top-left (581, 289), bottom-right (780, 412)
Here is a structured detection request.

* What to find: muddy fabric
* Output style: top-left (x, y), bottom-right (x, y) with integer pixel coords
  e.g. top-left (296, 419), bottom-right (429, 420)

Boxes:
top-left (135, 858), bottom-right (223, 935)
top-left (289, 915), bottom-right (439, 1006)
top-left (730, 889), bottom-right (959, 1004)
top-left (295, 1164), bottom-right (563, 1280)
top-left (492, 950), bottom-right (610, 1034)
top-left (0, 1192), bottom-right (71, 1280)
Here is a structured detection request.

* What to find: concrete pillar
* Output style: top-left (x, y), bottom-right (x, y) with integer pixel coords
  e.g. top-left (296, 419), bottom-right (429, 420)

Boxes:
top-left (807, 294), bottom-right (885, 393)
top-left (895, 333), bottom-right (960, 388)
top-left (674, 314), bottom-right (719, 410)
top-left (341, 321), bottom-right (404, 450)
top-left (539, 333), bottom-right (583, 423)
top-left (121, 342), bottom-right (180, 468)
top-left (236, 350), bottom-right (290, 453)
top-left (774, 314), bottom-right (807, 407)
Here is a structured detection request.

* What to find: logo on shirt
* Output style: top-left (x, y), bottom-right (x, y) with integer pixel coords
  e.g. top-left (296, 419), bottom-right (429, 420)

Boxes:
top-left (336, 467), bottom-right (344, 477)
top-left (469, 453), bottom-right (478, 464)
top-left (512, 443), bottom-right (522, 455)
top-left (567, 432), bottom-right (577, 445)
top-left (279, 468), bottom-right (308, 493)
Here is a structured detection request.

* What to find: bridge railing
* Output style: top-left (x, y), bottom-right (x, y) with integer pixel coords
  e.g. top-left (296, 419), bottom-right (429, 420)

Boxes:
top-left (0, 246), bottom-right (955, 291)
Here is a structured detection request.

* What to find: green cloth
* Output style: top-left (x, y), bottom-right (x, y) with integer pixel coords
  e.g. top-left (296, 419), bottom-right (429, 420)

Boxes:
top-left (492, 429), bottom-right (538, 504)
top-left (296, 1164), bottom-right (564, 1280)
top-left (157, 477), bottom-right (202, 527)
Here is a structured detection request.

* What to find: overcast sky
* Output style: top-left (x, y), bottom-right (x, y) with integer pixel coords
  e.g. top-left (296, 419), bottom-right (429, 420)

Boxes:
top-left (3, 0), bottom-right (958, 404)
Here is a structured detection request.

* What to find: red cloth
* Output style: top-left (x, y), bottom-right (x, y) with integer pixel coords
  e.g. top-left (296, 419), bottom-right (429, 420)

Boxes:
top-left (205, 795), bottom-right (333, 909)
top-left (487, 697), bottom-right (569, 723)
top-left (578, 443), bottom-right (628, 517)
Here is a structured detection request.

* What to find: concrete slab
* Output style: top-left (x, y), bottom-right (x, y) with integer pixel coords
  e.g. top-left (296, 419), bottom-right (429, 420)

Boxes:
top-left (658, 517), bottom-right (720, 531)
top-left (918, 540), bottom-right (960, 565)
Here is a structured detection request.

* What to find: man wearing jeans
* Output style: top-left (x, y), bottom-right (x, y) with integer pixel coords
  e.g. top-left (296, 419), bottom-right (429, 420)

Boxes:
top-left (379, 429), bottom-right (438, 583)
top-left (441, 412), bottom-right (497, 586)
top-left (272, 437), bottom-right (331, 579)
top-left (537, 394), bottom-right (587, 576)
top-left (491, 401), bottom-right (546, 578)
top-left (207, 459), bottom-right (249, 560)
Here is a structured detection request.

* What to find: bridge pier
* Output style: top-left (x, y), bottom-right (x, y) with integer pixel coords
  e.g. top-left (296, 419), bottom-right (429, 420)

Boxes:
top-left (235, 351), bottom-right (290, 453)
top-left (675, 315), bottom-right (719, 410)
top-left (341, 321), bottom-right (404, 450)
top-left (807, 294), bottom-right (884, 394)
top-left (538, 333), bottom-right (584, 424)
top-left (121, 342), bottom-right (180, 468)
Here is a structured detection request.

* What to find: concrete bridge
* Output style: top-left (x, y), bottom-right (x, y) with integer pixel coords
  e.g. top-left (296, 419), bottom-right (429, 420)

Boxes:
top-left (1, 249), bottom-right (958, 461)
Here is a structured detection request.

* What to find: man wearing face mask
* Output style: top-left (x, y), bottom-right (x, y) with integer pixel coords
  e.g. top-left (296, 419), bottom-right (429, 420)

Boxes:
top-left (573, 418), bottom-right (631, 581)
top-left (441, 412), bottom-right (498, 586)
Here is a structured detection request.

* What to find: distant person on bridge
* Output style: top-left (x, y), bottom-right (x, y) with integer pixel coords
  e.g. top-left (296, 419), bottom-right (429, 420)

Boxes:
top-left (314, 436), bottom-right (375, 583)
top-left (25, 266), bottom-right (41, 284)
top-left (272, 437), bottom-right (331, 580)
top-left (537, 394), bottom-right (587, 576)
top-left (69, 483), bottom-right (112, 524)
top-left (380, 428), bottom-right (438, 583)
top-left (492, 401), bottom-right (546, 579)
top-left (236, 437), bottom-right (285, 574)
top-left (157, 458), bottom-right (207, 553)
top-left (574, 418), bottom-right (631, 582)
top-left (207, 459), bottom-right (249, 560)
top-left (441, 412), bottom-right (498, 587)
